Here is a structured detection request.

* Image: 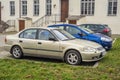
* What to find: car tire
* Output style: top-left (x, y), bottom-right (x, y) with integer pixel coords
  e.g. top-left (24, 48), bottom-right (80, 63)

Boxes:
top-left (65, 50), bottom-right (82, 65)
top-left (11, 46), bottom-right (23, 59)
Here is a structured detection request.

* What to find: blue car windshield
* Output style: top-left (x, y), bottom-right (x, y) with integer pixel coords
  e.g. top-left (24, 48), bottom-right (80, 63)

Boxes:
top-left (78, 26), bottom-right (94, 34)
top-left (52, 29), bottom-right (75, 41)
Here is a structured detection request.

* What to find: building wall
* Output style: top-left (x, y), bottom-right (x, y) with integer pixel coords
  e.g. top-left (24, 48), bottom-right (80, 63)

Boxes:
top-left (0, 0), bottom-right (61, 31)
top-left (0, 0), bottom-right (61, 22)
top-left (0, 0), bottom-right (19, 21)
top-left (69, 0), bottom-right (120, 34)
top-left (69, 0), bottom-right (80, 15)
top-left (52, 0), bottom-right (61, 15)
top-left (0, 0), bottom-right (46, 22)
top-left (0, 0), bottom-right (120, 34)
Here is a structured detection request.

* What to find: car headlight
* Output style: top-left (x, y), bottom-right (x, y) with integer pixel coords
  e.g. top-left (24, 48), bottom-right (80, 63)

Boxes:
top-left (101, 37), bottom-right (111, 42)
top-left (83, 46), bottom-right (97, 52)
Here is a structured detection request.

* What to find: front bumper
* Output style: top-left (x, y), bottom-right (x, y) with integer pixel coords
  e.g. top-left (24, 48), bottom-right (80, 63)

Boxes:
top-left (81, 49), bottom-right (106, 62)
top-left (101, 41), bottom-right (112, 50)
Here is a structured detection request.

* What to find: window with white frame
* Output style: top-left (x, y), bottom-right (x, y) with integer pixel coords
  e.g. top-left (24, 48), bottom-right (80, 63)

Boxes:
top-left (108, 0), bottom-right (117, 16)
top-left (10, 1), bottom-right (15, 16)
top-left (22, 0), bottom-right (27, 16)
top-left (81, 0), bottom-right (95, 16)
top-left (46, 0), bottom-right (52, 15)
top-left (34, 0), bottom-right (39, 16)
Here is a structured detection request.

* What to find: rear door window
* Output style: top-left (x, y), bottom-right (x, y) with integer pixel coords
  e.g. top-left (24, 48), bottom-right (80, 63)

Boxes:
top-left (19, 29), bottom-right (37, 39)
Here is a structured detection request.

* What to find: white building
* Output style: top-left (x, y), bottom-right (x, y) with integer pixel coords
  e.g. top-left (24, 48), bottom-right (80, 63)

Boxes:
top-left (0, 0), bottom-right (120, 34)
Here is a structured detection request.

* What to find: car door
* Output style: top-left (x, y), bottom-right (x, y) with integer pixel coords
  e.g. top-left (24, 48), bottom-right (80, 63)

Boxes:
top-left (19, 29), bottom-right (38, 54)
top-left (36, 29), bottom-right (61, 57)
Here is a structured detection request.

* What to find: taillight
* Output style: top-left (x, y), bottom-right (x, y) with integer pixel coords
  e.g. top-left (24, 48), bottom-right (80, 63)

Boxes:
top-left (103, 28), bottom-right (109, 33)
top-left (5, 36), bottom-right (7, 43)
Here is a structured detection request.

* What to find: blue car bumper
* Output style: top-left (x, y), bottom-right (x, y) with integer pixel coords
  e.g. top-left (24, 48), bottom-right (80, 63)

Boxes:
top-left (101, 41), bottom-right (112, 50)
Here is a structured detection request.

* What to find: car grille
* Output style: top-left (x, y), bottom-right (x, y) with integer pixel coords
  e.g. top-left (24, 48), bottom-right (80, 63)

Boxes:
top-left (97, 47), bottom-right (104, 51)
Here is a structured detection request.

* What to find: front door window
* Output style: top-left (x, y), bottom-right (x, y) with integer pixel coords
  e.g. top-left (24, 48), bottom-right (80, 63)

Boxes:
top-left (38, 30), bottom-right (55, 40)
top-left (66, 26), bottom-right (81, 35)
top-left (19, 29), bottom-right (37, 39)
top-left (66, 26), bottom-right (81, 38)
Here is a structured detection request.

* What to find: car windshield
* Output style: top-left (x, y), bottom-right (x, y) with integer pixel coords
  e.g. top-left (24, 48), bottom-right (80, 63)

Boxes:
top-left (78, 26), bottom-right (94, 34)
top-left (52, 29), bottom-right (75, 41)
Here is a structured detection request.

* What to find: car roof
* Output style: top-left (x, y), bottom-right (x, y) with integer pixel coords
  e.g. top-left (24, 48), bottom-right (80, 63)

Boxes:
top-left (17, 27), bottom-right (61, 35)
top-left (80, 24), bottom-right (103, 25)
top-left (48, 24), bottom-right (78, 27)
top-left (25, 27), bottom-right (59, 30)
top-left (80, 24), bottom-right (109, 27)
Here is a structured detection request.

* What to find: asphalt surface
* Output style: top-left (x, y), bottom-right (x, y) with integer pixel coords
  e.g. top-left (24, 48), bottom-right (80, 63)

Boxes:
top-left (0, 34), bottom-right (5, 47)
top-left (0, 33), bottom-right (11, 59)
top-left (0, 34), bottom-right (5, 52)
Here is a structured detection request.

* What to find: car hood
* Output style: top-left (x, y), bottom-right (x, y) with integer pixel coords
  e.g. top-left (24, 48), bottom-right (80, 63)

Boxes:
top-left (63, 39), bottom-right (102, 48)
top-left (92, 33), bottom-right (112, 41)
top-left (93, 33), bottom-right (111, 39)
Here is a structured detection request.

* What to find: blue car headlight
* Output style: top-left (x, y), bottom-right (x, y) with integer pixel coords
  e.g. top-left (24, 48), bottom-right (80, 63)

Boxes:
top-left (83, 46), bottom-right (97, 52)
top-left (101, 37), bottom-right (111, 42)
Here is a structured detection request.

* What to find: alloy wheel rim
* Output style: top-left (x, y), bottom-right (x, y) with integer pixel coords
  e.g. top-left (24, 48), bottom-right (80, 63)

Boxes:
top-left (13, 47), bottom-right (21, 58)
top-left (67, 53), bottom-right (78, 65)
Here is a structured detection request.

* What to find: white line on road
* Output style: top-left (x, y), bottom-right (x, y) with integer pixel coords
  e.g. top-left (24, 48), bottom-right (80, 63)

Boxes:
top-left (92, 38), bottom-right (116, 68)
top-left (93, 62), bottom-right (99, 68)
top-left (113, 38), bottom-right (117, 44)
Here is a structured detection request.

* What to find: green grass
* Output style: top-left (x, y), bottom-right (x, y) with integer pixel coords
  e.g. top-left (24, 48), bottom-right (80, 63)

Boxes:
top-left (0, 39), bottom-right (120, 80)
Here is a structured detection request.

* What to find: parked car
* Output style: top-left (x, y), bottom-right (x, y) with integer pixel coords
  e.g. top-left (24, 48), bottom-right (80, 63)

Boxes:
top-left (48, 24), bottom-right (112, 50)
top-left (4, 27), bottom-right (106, 65)
top-left (79, 24), bottom-right (112, 37)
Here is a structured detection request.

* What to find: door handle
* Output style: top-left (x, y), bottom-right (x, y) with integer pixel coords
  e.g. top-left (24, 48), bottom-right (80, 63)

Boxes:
top-left (38, 42), bottom-right (42, 44)
top-left (19, 40), bottom-right (23, 43)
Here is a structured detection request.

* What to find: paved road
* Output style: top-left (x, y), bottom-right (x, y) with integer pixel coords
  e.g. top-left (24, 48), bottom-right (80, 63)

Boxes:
top-left (0, 34), bottom-right (5, 47)
top-left (0, 34), bottom-right (5, 52)
top-left (0, 32), bottom-right (17, 47)
top-left (0, 34), bottom-right (11, 59)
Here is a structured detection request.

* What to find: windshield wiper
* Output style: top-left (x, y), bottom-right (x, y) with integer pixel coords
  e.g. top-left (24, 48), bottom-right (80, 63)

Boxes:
top-left (62, 39), bottom-right (69, 41)
top-left (63, 38), bottom-right (76, 41)
top-left (70, 38), bottom-right (76, 40)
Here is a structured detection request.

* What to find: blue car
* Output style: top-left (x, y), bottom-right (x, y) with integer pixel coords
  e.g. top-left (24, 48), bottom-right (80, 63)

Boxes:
top-left (48, 24), bottom-right (112, 50)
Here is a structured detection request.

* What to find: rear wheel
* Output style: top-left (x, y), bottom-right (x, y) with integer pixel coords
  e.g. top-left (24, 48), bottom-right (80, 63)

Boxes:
top-left (11, 46), bottom-right (23, 59)
top-left (65, 50), bottom-right (82, 65)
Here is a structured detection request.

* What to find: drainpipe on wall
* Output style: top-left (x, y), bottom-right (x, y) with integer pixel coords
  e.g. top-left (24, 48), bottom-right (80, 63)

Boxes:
top-left (53, 4), bottom-right (56, 24)
top-left (19, 0), bottom-right (21, 18)
top-left (0, 2), bottom-right (1, 24)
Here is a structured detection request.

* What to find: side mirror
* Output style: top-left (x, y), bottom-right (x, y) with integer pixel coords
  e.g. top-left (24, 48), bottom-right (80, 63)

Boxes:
top-left (49, 38), bottom-right (57, 41)
top-left (78, 33), bottom-right (83, 36)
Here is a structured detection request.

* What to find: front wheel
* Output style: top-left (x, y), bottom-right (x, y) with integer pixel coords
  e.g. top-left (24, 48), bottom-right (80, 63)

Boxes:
top-left (11, 46), bottom-right (23, 59)
top-left (65, 50), bottom-right (82, 65)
